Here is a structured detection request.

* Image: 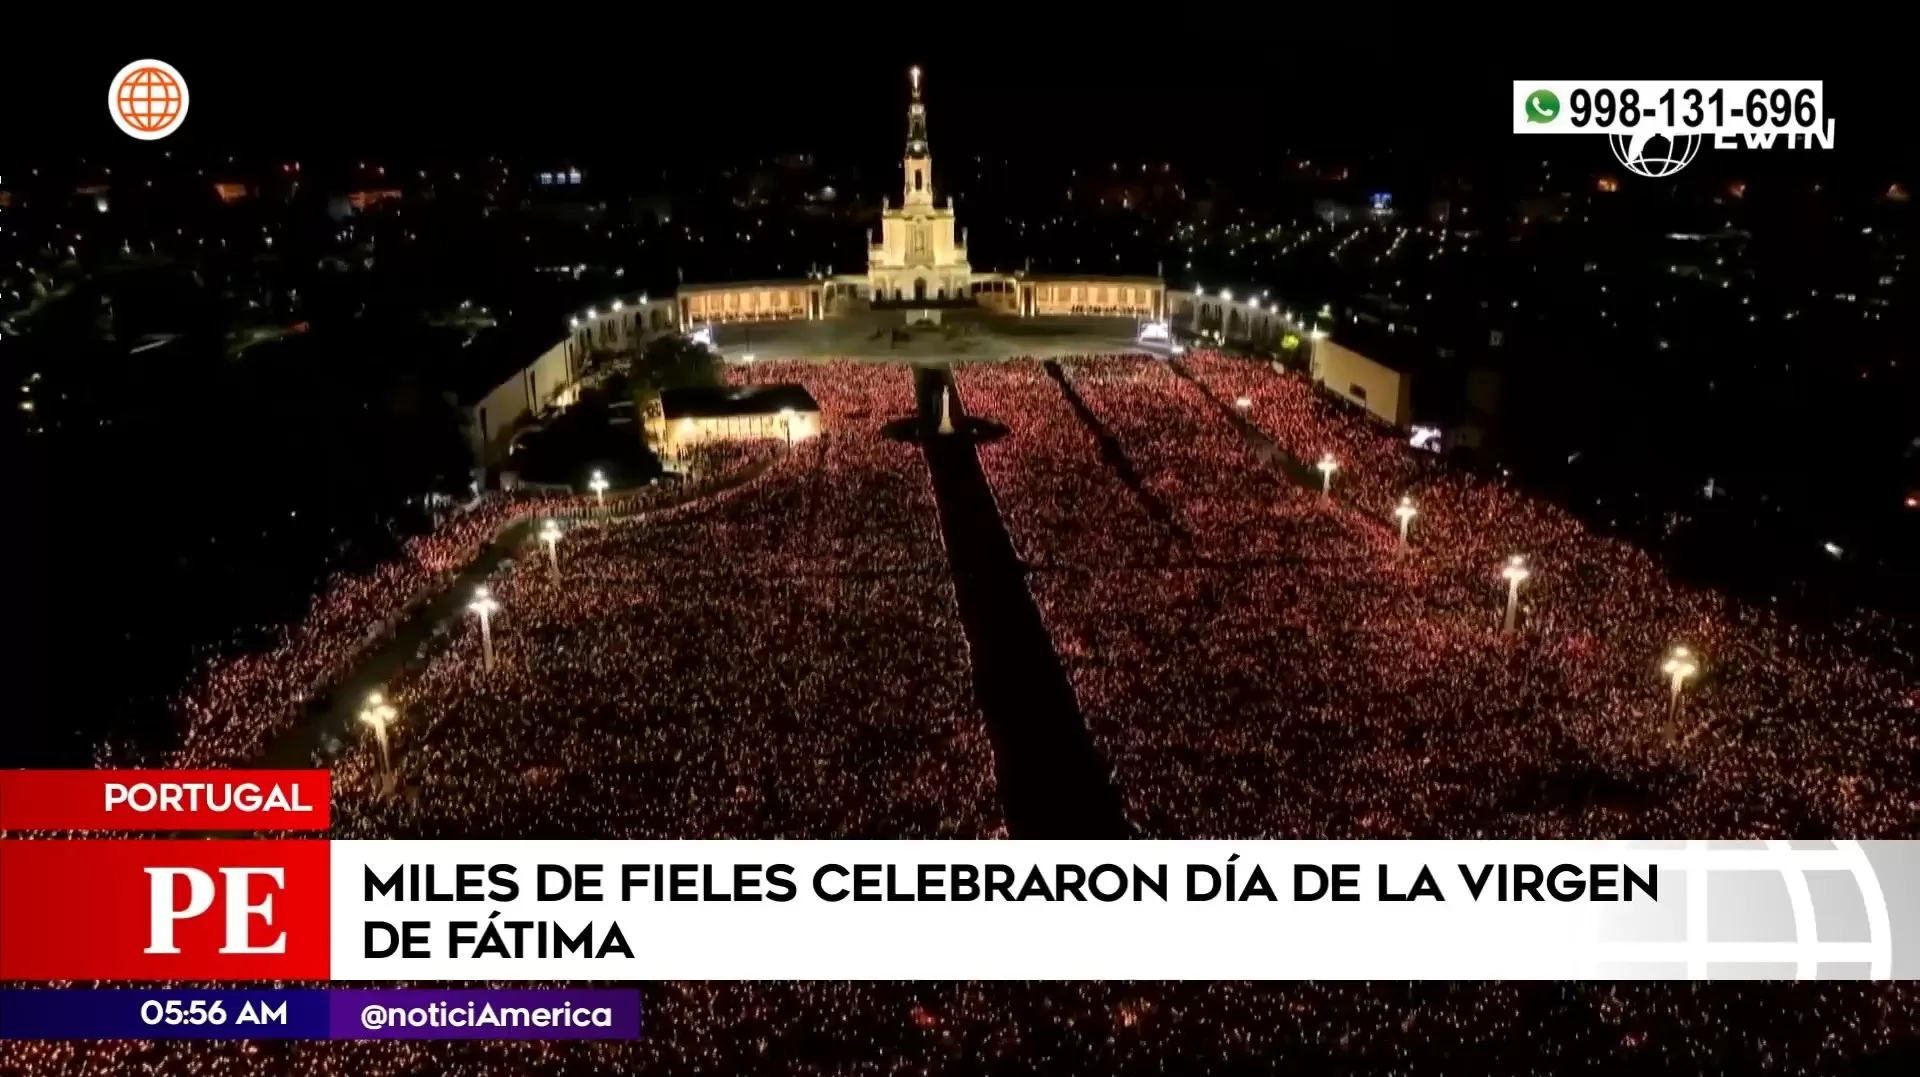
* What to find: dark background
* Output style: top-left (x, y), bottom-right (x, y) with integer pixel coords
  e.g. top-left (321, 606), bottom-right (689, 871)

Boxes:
top-left (5, 25), bottom-right (1912, 173)
top-left (2, 22), bottom-right (1912, 767)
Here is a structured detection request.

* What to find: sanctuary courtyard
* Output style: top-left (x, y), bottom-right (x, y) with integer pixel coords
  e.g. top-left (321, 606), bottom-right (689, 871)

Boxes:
top-left (701, 311), bottom-right (1164, 363)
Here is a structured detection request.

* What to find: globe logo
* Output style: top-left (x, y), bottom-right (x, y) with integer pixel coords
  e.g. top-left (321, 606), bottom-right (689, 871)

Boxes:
top-left (1609, 131), bottom-right (1701, 178)
top-left (1593, 841), bottom-right (1902, 979)
top-left (108, 59), bottom-right (189, 141)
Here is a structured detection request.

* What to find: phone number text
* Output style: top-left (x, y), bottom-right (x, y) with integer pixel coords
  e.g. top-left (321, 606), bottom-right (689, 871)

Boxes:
top-left (1513, 82), bottom-right (1826, 136)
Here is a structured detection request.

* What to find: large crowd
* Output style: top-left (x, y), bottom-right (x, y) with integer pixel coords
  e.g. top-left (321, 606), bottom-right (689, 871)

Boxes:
top-left (962, 353), bottom-right (1917, 839)
top-left (960, 360), bottom-right (1175, 570)
top-left (10, 356), bottom-right (1919, 1073)
top-left (158, 453), bottom-right (773, 772)
top-left (330, 361), bottom-right (1000, 839)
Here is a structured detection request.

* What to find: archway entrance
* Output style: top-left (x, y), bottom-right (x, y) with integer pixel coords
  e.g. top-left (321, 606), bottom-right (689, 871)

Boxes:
top-left (915, 278), bottom-right (927, 301)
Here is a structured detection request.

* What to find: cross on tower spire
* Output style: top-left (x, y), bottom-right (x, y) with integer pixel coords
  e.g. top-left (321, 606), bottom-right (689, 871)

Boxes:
top-left (905, 66), bottom-right (929, 158)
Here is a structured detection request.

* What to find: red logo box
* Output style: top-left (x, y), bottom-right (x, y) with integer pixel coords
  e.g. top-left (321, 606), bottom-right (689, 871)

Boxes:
top-left (0, 839), bottom-right (331, 980)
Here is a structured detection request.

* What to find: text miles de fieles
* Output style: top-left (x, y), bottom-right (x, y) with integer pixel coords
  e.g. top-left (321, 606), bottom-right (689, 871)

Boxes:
top-left (361, 861), bottom-right (1659, 959)
top-left (363, 860), bottom-right (1658, 908)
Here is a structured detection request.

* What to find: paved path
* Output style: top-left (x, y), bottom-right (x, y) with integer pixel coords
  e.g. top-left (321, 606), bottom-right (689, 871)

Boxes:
top-left (916, 366), bottom-right (1131, 838)
top-left (258, 516), bottom-right (538, 771)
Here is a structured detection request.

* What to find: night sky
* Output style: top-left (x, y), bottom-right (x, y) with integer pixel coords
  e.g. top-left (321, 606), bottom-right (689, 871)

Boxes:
top-left (2, 28), bottom-right (1908, 175)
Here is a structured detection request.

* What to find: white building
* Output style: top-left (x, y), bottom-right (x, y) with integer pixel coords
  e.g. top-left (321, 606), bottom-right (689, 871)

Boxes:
top-left (867, 66), bottom-right (971, 303)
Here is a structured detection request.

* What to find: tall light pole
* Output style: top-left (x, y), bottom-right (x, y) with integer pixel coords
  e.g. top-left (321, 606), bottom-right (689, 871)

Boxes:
top-left (469, 585), bottom-right (500, 672)
top-left (1663, 646), bottom-right (1698, 723)
top-left (1501, 555), bottom-right (1530, 633)
top-left (1393, 496), bottom-right (1417, 546)
top-left (359, 691), bottom-right (397, 791)
top-left (588, 470), bottom-right (609, 509)
top-left (1316, 453), bottom-right (1339, 498)
top-left (539, 519), bottom-right (562, 584)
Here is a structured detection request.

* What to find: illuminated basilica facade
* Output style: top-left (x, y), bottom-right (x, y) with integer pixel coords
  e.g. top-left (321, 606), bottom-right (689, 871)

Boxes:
top-left (651, 65), bottom-right (1164, 329)
top-left (867, 66), bottom-right (972, 303)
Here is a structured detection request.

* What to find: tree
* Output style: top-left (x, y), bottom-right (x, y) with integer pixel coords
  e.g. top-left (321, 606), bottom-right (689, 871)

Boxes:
top-left (631, 335), bottom-right (722, 395)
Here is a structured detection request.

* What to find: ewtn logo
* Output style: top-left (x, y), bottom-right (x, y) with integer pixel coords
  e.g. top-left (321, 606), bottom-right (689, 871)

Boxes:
top-left (1713, 121), bottom-right (1837, 151)
top-left (1608, 132), bottom-right (1704, 179)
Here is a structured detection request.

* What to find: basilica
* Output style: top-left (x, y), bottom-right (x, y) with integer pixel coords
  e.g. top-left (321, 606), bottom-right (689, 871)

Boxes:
top-left (675, 66), bottom-right (1168, 329)
top-left (867, 66), bottom-right (972, 304)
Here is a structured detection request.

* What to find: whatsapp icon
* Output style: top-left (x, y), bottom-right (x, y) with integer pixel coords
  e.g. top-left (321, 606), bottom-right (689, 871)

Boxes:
top-left (1526, 89), bottom-right (1560, 124)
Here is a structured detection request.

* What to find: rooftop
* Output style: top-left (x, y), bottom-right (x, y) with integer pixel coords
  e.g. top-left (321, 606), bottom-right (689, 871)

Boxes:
top-left (679, 278), bottom-right (820, 295)
top-left (1018, 273), bottom-right (1164, 286)
top-left (661, 384), bottom-right (820, 419)
top-left (439, 319), bottom-right (569, 405)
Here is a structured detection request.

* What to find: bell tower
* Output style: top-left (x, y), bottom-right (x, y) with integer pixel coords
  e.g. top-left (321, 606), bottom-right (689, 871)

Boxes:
top-left (867, 65), bottom-right (970, 306)
top-left (903, 66), bottom-right (934, 208)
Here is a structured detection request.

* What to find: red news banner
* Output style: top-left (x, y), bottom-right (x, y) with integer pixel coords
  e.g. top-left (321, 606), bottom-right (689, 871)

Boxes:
top-left (0, 770), bottom-right (330, 831)
top-left (0, 770), bottom-right (331, 980)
